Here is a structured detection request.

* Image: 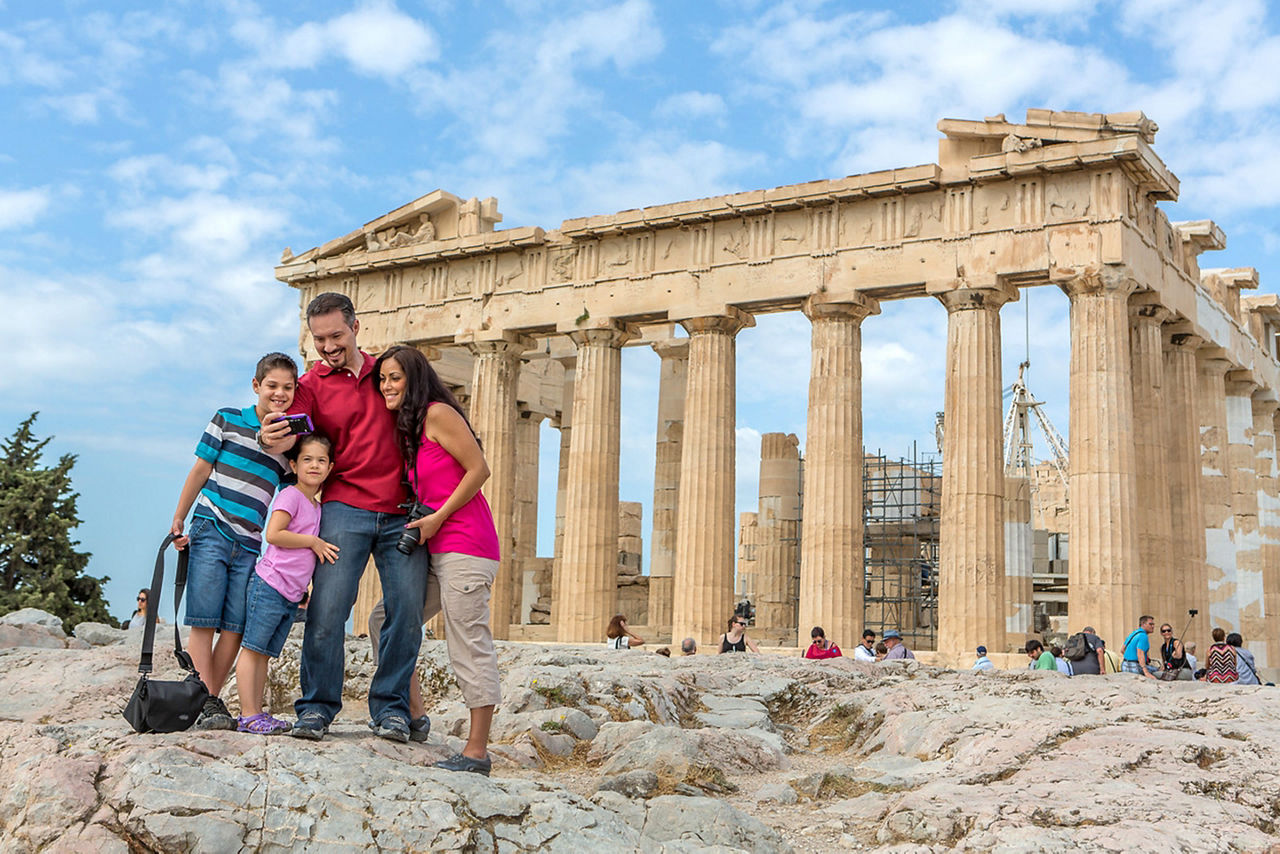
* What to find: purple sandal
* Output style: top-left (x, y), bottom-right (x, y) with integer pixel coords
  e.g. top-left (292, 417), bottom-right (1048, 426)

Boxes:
top-left (237, 713), bottom-right (293, 735)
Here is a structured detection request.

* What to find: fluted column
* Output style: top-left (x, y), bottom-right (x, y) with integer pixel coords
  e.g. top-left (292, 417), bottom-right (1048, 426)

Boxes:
top-left (1062, 270), bottom-right (1140, 650)
top-left (672, 309), bottom-right (753, 647)
top-left (1130, 301), bottom-right (1175, 621)
top-left (1227, 373), bottom-right (1262, 645)
top-left (1164, 329), bottom-right (1208, 641)
top-left (648, 339), bottom-right (688, 630)
top-left (464, 333), bottom-right (532, 641)
top-left (756, 433), bottom-right (801, 635)
top-left (1253, 397), bottom-right (1279, 668)
top-left (1004, 475), bottom-right (1034, 638)
top-left (1198, 354), bottom-right (1237, 634)
top-left (798, 295), bottom-right (879, 650)
top-left (936, 283), bottom-right (1015, 654)
top-left (555, 323), bottom-right (635, 642)
top-left (550, 355), bottom-right (575, 629)
top-left (512, 410), bottom-right (544, 624)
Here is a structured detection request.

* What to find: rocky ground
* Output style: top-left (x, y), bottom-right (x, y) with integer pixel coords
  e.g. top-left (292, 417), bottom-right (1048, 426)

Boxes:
top-left (2, 608), bottom-right (1280, 852)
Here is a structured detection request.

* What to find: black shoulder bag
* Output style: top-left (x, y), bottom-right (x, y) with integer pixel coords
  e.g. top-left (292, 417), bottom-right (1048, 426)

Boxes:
top-left (122, 534), bottom-right (210, 733)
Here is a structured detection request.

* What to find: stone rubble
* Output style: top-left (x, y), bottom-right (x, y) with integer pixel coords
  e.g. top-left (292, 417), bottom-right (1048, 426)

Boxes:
top-left (2, 608), bottom-right (1280, 851)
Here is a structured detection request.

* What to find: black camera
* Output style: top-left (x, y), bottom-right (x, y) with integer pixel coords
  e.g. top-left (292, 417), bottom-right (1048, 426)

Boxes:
top-left (396, 501), bottom-right (436, 555)
top-left (1189, 609), bottom-right (1198, 617)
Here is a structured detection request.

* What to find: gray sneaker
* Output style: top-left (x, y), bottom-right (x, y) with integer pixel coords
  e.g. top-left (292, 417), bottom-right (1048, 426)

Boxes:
top-left (434, 752), bottom-right (491, 776)
top-left (374, 715), bottom-right (410, 743)
top-left (289, 712), bottom-right (328, 741)
top-left (410, 715), bottom-right (431, 743)
top-left (194, 696), bottom-right (236, 731)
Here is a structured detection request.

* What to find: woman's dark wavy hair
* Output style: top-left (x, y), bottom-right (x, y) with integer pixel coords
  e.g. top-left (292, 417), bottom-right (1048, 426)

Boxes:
top-left (374, 345), bottom-right (479, 463)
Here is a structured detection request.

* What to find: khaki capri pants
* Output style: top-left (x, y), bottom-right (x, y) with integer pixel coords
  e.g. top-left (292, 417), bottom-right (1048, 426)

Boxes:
top-left (368, 552), bottom-right (502, 709)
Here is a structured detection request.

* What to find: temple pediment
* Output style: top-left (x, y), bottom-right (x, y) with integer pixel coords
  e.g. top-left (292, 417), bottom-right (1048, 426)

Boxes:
top-left (281, 190), bottom-right (504, 266)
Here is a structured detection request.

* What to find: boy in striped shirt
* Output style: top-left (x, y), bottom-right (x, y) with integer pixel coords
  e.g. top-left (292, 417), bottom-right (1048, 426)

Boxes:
top-left (170, 353), bottom-right (297, 730)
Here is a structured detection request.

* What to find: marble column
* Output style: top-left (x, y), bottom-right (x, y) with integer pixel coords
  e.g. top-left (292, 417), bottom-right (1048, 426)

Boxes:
top-left (672, 309), bottom-right (753, 648)
top-left (1129, 301), bottom-right (1175, 621)
top-left (1253, 397), bottom-right (1279, 668)
top-left (550, 355), bottom-right (575, 629)
top-left (1163, 329), bottom-right (1208, 645)
top-left (936, 283), bottom-right (1015, 654)
top-left (648, 339), bottom-right (688, 631)
top-left (1227, 373), bottom-right (1262, 646)
top-left (1062, 270), bottom-right (1140, 651)
top-left (555, 323), bottom-right (635, 642)
top-left (798, 295), bottom-right (878, 651)
top-left (1198, 353), bottom-right (1237, 635)
top-left (513, 410), bottom-right (544, 624)
top-left (755, 432), bottom-right (801, 635)
top-left (1004, 475), bottom-right (1034, 638)
top-left (465, 332), bottom-right (532, 641)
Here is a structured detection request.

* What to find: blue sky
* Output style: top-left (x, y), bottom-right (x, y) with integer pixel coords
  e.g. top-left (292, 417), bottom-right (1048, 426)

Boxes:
top-left (3, 0), bottom-right (1279, 623)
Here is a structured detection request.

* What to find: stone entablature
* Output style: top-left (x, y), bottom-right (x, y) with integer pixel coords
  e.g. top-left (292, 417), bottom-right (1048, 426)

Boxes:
top-left (279, 113), bottom-right (1268, 390)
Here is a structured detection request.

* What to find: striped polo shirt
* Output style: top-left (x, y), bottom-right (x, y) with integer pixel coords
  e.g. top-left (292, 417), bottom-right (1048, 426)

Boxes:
top-left (191, 406), bottom-right (289, 546)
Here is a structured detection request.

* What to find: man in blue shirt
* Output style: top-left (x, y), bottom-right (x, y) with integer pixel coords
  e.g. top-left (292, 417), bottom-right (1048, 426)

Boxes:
top-left (1122, 615), bottom-right (1158, 678)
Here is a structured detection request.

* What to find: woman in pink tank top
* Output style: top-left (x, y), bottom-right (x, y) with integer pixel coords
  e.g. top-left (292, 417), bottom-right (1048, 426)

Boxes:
top-left (374, 344), bottom-right (501, 776)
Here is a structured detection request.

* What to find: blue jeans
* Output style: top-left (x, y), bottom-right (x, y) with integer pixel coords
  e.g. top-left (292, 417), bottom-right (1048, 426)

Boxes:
top-left (295, 501), bottom-right (429, 724)
top-left (183, 516), bottom-right (255, 634)
top-left (242, 572), bottom-right (298, 659)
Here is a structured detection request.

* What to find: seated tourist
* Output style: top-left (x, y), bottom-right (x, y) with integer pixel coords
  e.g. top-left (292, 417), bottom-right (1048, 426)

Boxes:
top-left (804, 626), bottom-right (842, 659)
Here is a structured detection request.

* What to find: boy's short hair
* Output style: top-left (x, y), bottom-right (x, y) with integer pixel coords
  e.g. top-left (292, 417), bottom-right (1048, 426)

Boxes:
top-left (306, 292), bottom-right (356, 327)
top-left (255, 352), bottom-right (299, 382)
top-left (293, 431), bottom-right (334, 461)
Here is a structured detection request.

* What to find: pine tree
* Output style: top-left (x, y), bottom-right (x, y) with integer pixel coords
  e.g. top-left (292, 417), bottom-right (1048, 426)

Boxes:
top-left (0, 413), bottom-right (112, 631)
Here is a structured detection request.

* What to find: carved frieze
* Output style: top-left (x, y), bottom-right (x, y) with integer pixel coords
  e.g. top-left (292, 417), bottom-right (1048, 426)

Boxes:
top-left (366, 214), bottom-right (436, 252)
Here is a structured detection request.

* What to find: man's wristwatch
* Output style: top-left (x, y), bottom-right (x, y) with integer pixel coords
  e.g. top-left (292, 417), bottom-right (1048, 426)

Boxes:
top-left (255, 429), bottom-right (267, 449)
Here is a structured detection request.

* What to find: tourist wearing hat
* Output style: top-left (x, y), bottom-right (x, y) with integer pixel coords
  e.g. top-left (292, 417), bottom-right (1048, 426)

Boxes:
top-left (882, 629), bottom-right (915, 660)
top-left (972, 645), bottom-right (994, 671)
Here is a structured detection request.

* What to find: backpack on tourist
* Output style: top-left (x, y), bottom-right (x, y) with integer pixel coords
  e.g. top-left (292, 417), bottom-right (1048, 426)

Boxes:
top-left (1063, 632), bottom-right (1091, 661)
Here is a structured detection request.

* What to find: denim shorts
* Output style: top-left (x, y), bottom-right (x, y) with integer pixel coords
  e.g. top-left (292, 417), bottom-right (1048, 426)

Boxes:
top-left (183, 516), bottom-right (256, 634)
top-left (241, 571), bottom-right (299, 659)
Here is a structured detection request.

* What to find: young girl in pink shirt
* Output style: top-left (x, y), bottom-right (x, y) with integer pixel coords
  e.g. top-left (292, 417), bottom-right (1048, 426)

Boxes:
top-left (235, 434), bottom-right (337, 734)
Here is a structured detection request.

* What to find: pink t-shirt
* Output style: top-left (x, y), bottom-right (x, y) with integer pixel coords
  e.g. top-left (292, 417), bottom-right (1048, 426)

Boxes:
top-left (805, 642), bottom-right (843, 660)
top-left (412, 406), bottom-right (501, 560)
top-left (254, 485), bottom-right (321, 603)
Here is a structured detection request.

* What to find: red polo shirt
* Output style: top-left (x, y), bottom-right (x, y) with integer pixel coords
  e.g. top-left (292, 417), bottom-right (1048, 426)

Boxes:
top-left (293, 351), bottom-right (407, 513)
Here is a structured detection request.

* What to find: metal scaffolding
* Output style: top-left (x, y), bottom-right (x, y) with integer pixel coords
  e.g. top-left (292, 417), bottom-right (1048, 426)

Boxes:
top-left (862, 443), bottom-right (942, 650)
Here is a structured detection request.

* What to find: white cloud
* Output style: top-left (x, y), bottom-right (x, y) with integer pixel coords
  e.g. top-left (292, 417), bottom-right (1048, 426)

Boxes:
top-left (407, 0), bottom-right (663, 168)
top-left (0, 187), bottom-right (52, 229)
top-left (655, 91), bottom-right (727, 122)
top-left (234, 1), bottom-right (437, 78)
top-left (0, 29), bottom-right (68, 87)
top-left (110, 192), bottom-right (287, 267)
top-left (328, 3), bottom-right (437, 77)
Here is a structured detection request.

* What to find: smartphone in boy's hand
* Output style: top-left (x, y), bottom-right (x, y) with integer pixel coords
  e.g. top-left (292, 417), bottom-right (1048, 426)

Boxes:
top-left (276, 414), bottom-right (314, 435)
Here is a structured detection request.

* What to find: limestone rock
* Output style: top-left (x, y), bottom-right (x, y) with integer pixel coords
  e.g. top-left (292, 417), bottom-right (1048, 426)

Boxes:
top-left (5, 637), bottom-right (1280, 851)
top-left (596, 769), bottom-right (659, 799)
top-left (754, 782), bottom-right (798, 804)
top-left (73, 622), bottom-right (127, 646)
top-left (1, 609), bottom-right (66, 635)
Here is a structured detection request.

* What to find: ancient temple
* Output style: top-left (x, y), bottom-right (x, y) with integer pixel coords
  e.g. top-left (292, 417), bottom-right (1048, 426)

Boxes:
top-left (278, 109), bottom-right (1280, 662)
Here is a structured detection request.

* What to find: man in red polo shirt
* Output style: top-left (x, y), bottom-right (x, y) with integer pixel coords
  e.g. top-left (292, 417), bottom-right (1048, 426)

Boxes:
top-left (260, 292), bottom-right (428, 743)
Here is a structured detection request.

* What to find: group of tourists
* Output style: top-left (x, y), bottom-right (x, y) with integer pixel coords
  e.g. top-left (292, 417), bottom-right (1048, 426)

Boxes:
top-left (978, 613), bottom-right (1265, 685)
top-left (801, 626), bottom-right (915, 661)
top-left (168, 292), bottom-right (498, 775)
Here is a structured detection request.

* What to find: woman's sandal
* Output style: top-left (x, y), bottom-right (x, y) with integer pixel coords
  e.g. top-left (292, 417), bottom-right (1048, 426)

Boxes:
top-left (237, 713), bottom-right (293, 735)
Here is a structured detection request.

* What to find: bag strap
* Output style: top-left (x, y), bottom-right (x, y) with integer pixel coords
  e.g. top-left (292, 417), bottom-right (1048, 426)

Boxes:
top-left (1122, 630), bottom-right (1142, 657)
top-left (138, 534), bottom-right (196, 675)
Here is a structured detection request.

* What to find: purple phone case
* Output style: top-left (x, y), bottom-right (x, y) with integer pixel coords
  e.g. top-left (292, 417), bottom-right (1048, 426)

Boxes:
top-left (276, 414), bottom-right (313, 435)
